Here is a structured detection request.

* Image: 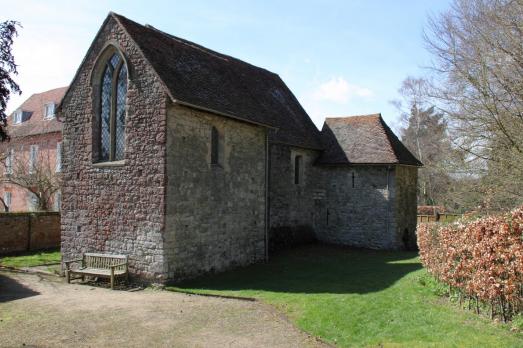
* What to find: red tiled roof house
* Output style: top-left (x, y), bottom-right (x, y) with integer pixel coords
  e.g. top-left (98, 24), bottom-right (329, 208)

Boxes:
top-left (1, 87), bottom-right (66, 212)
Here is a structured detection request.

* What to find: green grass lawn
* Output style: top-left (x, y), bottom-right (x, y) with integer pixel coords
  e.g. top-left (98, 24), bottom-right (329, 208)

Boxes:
top-left (0, 250), bottom-right (61, 268)
top-left (170, 245), bottom-right (523, 347)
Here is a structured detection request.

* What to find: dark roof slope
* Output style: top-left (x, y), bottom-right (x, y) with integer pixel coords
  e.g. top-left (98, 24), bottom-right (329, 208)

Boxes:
top-left (112, 13), bottom-right (322, 149)
top-left (7, 87), bottom-right (67, 138)
top-left (317, 114), bottom-right (422, 166)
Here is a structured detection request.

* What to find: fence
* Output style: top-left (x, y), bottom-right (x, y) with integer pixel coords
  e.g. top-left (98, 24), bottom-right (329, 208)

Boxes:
top-left (0, 212), bottom-right (60, 255)
top-left (417, 213), bottom-right (461, 224)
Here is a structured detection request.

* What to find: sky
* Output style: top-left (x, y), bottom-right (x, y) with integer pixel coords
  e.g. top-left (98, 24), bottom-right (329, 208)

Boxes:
top-left (1, 0), bottom-right (452, 130)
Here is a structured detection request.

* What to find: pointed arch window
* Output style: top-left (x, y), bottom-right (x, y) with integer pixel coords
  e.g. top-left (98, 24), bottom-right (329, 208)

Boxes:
top-left (99, 52), bottom-right (127, 162)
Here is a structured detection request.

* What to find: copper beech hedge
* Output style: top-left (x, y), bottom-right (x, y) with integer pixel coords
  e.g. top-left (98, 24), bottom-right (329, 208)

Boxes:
top-left (418, 207), bottom-right (523, 321)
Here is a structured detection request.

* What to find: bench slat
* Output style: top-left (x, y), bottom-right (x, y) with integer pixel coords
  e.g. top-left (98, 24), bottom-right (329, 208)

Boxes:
top-left (84, 253), bottom-right (127, 259)
top-left (72, 268), bottom-right (126, 276)
top-left (65, 252), bottom-right (129, 290)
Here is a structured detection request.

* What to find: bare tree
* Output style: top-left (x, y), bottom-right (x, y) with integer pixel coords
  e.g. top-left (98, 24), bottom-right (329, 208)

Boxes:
top-left (1, 146), bottom-right (61, 211)
top-left (413, 0), bottom-right (523, 211)
top-left (393, 77), bottom-right (463, 209)
top-left (0, 151), bottom-right (8, 211)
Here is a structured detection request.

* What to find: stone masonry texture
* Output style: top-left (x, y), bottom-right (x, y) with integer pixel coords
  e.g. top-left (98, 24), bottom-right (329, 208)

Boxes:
top-left (60, 17), bottom-right (168, 281)
top-left (164, 104), bottom-right (266, 280)
top-left (268, 144), bottom-right (319, 251)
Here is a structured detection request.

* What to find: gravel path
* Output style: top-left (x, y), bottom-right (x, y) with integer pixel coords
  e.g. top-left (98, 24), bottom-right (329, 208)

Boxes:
top-left (0, 271), bottom-right (326, 348)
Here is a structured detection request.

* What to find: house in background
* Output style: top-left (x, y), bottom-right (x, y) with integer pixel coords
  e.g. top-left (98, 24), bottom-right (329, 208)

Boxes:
top-left (59, 12), bottom-right (421, 282)
top-left (0, 87), bottom-right (67, 212)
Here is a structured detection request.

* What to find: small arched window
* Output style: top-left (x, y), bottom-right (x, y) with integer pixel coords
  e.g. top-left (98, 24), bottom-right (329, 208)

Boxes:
top-left (99, 52), bottom-right (127, 162)
top-left (210, 126), bottom-right (220, 165)
top-left (294, 155), bottom-right (302, 185)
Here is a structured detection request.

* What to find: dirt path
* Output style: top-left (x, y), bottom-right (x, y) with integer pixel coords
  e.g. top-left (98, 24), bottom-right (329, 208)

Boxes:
top-left (0, 271), bottom-right (326, 348)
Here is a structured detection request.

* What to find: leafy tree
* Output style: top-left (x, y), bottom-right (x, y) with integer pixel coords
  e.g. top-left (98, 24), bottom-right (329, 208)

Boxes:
top-left (0, 20), bottom-right (21, 142)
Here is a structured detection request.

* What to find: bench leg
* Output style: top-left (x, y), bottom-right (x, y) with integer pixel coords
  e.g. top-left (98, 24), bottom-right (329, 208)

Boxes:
top-left (110, 269), bottom-right (115, 290)
top-left (66, 270), bottom-right (70, 284)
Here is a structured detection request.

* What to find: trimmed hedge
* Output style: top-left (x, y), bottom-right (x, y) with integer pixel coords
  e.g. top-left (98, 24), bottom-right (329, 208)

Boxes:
top-left (418, 207), bottom-right (523, 321)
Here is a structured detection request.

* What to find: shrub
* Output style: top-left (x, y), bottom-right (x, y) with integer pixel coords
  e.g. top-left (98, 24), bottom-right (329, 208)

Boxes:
top-left (418, 206), bottom-right (523, 321)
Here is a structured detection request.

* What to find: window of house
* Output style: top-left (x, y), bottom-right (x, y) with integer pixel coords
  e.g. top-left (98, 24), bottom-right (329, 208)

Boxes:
top-left (56, 142), bottom-right (62, 172)
top-left (98, 52), bottom-right (128, 162)
top-left (294, 155), bottom-right (302, 185)
top-left (54, 191), bottom-right (61, 211)
top-left (28, 192), bottom-right (38, 211)
top-left (210, 126), bottom-right (220, 165)
top-left (5, 149), bottom-right (13, 175)
top-left (3, 192), bottom-right (11, 210)
top-left (44, 103), bottom-right (56, 119)
top-left (13, 110), bottom-right (22, 124)
top-left (29, 145), bottom-right (38, 174)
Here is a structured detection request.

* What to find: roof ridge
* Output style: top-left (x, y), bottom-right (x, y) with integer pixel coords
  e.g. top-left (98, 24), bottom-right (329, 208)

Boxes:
top-left (143, 24), bottom-right (230, 62)
top-left (112, 12), bottom-right (279, 77)
top-left (325, 114), bottom-right (381, 120)
top-left (375, 115), bottom-right (399, 162)
top-left (378, 115), bottom-right (423, 166)
top-left (33, 86), bottom-right (69, 96)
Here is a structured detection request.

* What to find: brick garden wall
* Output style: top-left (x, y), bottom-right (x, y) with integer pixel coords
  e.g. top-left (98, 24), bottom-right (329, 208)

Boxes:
top-left (0, 212), bottom-right (60, 254)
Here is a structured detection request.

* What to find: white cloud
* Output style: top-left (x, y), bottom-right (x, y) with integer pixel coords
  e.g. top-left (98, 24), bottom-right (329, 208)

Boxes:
top-left (298, 77), bottom-right (376, 128)
top-left (312, 77), bottom-right (373, 104)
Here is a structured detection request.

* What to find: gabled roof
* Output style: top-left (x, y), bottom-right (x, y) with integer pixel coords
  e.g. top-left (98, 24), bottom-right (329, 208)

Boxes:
top-left (7, 87), bottom-right (67, 138)
top-left (317, 114), bottom-right (422, 166)
top-left (110, 13), bottom-right (322, 149)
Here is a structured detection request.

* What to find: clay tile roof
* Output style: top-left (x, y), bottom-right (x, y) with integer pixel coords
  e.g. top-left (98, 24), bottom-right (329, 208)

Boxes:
top-left (111, 13), bottom-right (322, 149)
top-left (317, 114), bottom-right (422, 166)
top-left (7, 86), bottom-right (68, 138)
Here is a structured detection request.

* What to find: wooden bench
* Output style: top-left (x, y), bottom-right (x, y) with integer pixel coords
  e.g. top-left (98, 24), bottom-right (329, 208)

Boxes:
top-left (64, 253), bottom-right (128, 289)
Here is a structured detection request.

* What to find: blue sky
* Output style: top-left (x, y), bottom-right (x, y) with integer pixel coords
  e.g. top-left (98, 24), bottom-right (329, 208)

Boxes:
top-left (2, 0), bottom-right (451, 130)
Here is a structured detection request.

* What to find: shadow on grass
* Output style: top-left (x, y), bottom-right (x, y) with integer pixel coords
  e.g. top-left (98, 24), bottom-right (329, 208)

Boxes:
top-left (175, 244), bottom-right (421, 295)
top-left (0, 273), bottom-right (40, 303)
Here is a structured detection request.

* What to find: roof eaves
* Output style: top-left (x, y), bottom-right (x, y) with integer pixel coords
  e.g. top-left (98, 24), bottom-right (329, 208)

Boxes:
top-left (173, 100), bottom-right (276, 129)
top-left (377, 115), bottom-right (423, 167)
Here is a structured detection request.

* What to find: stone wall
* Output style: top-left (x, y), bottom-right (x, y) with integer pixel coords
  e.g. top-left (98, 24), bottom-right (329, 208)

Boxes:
top-left (164, 104), bottom-right (267, 280)
top-left (394, 165), bottom-right (418, 250)
top-left (268, 144), bottom-right (320, 251)
top-left (0, 212), bottom-right (60, 254)
top-left (60, 17), bottom-right (168, 281)
top-left (314, 165), bottom-right (403, 250)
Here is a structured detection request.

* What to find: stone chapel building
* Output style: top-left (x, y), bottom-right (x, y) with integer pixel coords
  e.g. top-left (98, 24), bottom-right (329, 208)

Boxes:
top-left (59, 13), bottom-right (422, 282)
